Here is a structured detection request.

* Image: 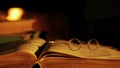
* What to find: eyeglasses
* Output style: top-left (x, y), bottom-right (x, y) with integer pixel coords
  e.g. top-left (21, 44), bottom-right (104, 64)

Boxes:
top-left (49, 38), bottom-right (100, 51)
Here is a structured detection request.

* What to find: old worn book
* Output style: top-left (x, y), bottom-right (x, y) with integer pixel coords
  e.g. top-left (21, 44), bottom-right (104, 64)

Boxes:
top-left (38, 39), bottom-right (120, 68)
top-left (1, 37), bottom-right (120, 68)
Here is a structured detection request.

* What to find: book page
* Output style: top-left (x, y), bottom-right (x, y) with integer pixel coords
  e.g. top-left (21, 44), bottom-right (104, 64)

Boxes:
top-left (18, 38), bottom-right (46, 56)
top-left (46, 39), bottom-right (120, 60)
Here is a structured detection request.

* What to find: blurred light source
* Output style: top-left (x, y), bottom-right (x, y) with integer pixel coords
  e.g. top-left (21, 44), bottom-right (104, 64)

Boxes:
top-left (6, 7), bottom-right (24, 21)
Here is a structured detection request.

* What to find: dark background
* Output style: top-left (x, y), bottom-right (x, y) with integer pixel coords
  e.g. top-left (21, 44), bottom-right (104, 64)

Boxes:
top-left (1, 0), bottom-right (120, 49)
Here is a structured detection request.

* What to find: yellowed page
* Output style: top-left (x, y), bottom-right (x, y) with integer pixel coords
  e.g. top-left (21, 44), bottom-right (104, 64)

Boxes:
top-left (46, 40), bottom-right (120, 60)
top-left (18, 38), bottom-right (46, 56)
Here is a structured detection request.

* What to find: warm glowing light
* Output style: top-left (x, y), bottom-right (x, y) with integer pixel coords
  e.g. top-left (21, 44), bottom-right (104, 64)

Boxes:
top-left (6, 7), bottom-right (24, 21)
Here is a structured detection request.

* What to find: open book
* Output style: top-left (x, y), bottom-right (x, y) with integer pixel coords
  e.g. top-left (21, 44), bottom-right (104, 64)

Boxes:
top-left (1, 37), bottom-right (120, 68)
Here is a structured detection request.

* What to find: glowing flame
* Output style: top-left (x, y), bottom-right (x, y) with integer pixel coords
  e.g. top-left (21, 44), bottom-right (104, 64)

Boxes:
top-left (6, 7), bottom-right (24, 21)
